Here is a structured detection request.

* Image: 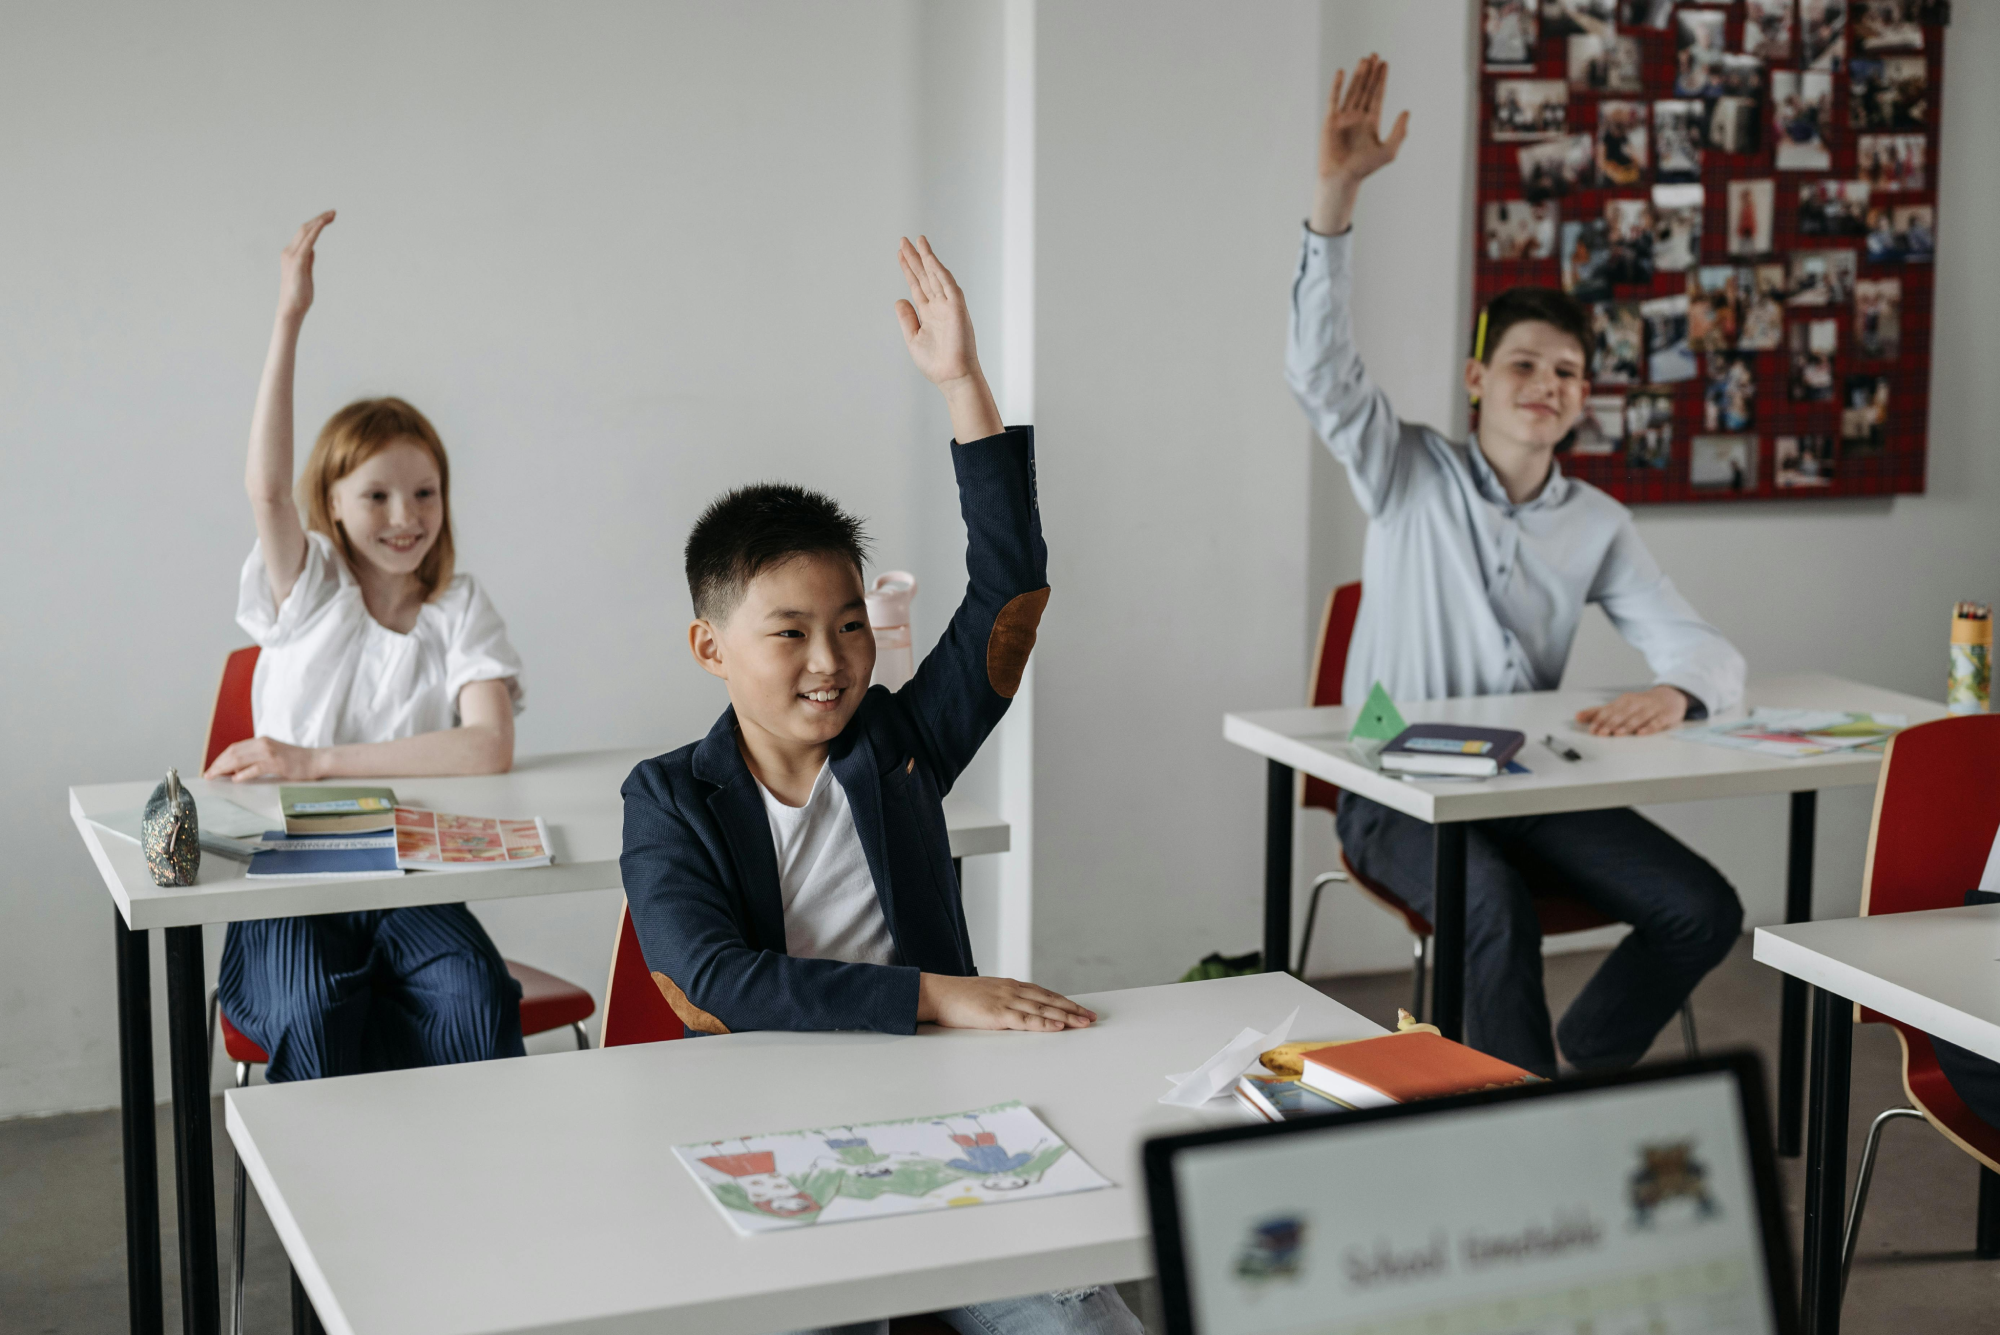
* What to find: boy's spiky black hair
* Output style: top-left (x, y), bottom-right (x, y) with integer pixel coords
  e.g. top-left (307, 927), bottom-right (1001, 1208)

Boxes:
top-left (685, 483), bottom-right (872, 622)
top-left (1475, 286), bottom-right (1592, 364)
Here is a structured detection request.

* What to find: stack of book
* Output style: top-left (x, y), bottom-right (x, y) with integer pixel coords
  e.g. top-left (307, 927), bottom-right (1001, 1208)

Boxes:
top-left (1234, 1031), bottom-right (1535, 1122)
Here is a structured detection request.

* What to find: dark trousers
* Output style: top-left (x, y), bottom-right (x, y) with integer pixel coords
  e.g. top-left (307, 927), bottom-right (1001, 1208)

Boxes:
top-left (1929, 891), bottom-right (2000, 1132)
top-left (1337, 795), bottom-right (1743, 1078)
top-left (217, 903), bottom-right (525, 1083)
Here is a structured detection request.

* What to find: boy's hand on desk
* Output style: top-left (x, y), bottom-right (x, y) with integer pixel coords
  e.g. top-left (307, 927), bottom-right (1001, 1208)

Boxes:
top-left (918, 974), bottom-right (1097, 1033)
top-left (205, 735), bottom-right (322, 782)
top-left (1574, 685), bottom-right (1690, 737)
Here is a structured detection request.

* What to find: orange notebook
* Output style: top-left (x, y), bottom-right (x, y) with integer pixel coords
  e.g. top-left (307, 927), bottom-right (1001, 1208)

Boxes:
top-left (1297, 1032), bottom-right (1534, 1109)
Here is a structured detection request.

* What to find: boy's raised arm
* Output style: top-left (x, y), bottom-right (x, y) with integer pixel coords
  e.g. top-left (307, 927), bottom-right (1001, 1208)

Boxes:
top-left (887, 239), bottom-right (1047, 792)
top-left (1286, 56), bottom-right (1417, 520)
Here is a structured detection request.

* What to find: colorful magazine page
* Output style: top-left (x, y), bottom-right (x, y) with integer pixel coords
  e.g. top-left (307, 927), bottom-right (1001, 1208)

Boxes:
top-left (1674, 708), bottom-right (1907, 759)
top-left (394, 808), bottom-right (553, 871)
top-left (674, 1101), bottom-right (1110, 1235)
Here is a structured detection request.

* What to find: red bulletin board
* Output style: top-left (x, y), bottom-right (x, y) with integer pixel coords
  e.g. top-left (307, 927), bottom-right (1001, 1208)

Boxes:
top-left (1474, 1), bottom-right (1947, 503)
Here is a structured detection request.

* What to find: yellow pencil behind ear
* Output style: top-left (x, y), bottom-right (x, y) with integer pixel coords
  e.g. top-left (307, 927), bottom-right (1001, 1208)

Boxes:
top-left (1470, 307), bottom-right (1488, 407)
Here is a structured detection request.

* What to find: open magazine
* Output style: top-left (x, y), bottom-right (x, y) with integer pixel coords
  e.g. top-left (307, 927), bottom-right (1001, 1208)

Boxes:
top-left (394, 807), bottom-right (552, 870)
top-left (1674, 708), bottom-right (1906, 759)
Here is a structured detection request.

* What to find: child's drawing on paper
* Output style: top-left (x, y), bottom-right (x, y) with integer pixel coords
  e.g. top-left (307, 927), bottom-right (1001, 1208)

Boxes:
top-left (675, 1101), bottom-right (1110, 1235)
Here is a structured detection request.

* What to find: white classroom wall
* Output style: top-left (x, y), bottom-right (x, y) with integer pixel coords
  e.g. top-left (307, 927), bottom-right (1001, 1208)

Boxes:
top-left (7, 0), bottom-right (1998, 1118)
top-left (0, 0), bottom-right (1008, 1118)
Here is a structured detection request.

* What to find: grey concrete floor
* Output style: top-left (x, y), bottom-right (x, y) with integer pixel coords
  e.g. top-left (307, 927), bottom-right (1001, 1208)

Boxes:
top-left (5, 938), bottom-right (1996, 1333)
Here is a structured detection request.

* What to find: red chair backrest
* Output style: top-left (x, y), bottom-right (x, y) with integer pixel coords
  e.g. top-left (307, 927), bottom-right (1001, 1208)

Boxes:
top-left (1860, 714), bottom-right (2000, 919)
top-left (1303, 582), bottom-right (1362, 818)
top-left (601, 903), bottom-right (685, 1046)
top-left (1856, 714), bottom-right (2000, 1025)
top-left (205, 645), bottom-right (262, 771)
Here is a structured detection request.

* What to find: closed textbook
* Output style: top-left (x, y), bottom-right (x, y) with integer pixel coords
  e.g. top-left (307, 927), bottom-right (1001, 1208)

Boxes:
top-left (279, 786), bottom-right (398, 835)
top-left (1378, 724), bottom-right (1526, 777)
top-left (1297, 1032), bottom-right (1535, 1109)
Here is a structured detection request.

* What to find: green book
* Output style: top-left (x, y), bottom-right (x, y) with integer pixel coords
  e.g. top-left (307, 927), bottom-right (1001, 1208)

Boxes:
top-left (279, 785), bottom-right (399, 835)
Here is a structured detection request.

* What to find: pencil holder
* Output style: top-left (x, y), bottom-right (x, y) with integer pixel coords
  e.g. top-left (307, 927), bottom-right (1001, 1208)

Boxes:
top-left (1948, 611), bottom-right (1991, 716)
top-left (141, 768), bottom-right (200, 887)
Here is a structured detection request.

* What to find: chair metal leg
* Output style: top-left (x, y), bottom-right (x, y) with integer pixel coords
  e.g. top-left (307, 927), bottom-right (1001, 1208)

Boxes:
top-left (1296, 872), bottom-right (1345, 978)
top-left (231, 1062), bottom-right (251, 1335)
top-left (1979, 1166), bottom-right (2000, 1260)
top-left (1680, 1005), bottom-right (1699, 1057)
top-left (571, 1021), bottom-right (590, 1050)
top-left (1411, 937), bottom-right (1429, 1024)
top-left (1840, 1106), bottom-right (1923, 1297)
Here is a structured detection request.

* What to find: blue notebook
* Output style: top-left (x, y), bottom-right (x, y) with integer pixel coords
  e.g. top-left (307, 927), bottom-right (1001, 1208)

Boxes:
top-left (246, 831), bottom-right (402, 880)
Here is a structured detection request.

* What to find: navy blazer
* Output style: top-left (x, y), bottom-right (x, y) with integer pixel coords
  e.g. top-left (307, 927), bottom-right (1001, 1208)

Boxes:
top-left (619, 427), bottom-right (1048, 1035)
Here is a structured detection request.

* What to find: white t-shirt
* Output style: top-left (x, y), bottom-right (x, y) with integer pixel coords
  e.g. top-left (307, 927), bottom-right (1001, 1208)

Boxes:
top-left (236, 531), bottom-right (525, 748)
top-left (755, 761), bottom-right (896, 966)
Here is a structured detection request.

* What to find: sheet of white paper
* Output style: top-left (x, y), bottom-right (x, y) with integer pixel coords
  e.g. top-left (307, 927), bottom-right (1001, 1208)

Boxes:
top-left (1158, 1007), bottom-right (1298, 1107)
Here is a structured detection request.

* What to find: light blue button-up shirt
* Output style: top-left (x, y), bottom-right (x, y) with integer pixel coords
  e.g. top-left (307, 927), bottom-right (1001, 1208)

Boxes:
top-left (1286, 226), bottom-right (1745, 716)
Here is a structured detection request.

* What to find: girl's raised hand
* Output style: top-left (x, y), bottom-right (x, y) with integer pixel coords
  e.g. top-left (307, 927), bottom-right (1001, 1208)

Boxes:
top-left (1320, 55), bottom-right (1409, 185)
top-left (894, 236), bottom-right (979, 388)
top-left (278, 210), bottom-right (336, 323)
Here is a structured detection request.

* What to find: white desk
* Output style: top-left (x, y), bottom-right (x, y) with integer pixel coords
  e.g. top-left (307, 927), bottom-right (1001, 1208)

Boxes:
top-left (71, 748), bottom-right (1009, 1335)
top-left (228, 972), bottom-right (1374, 1335)
top-left (1753, 906), bottom-right (2000, 1333)
top-left (1224, 672), bottom-right (1946, 1156)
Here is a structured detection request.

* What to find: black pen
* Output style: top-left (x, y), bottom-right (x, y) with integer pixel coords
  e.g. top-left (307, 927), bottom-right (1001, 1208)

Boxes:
top-left (1541, 734), bottom-right (1583, 763)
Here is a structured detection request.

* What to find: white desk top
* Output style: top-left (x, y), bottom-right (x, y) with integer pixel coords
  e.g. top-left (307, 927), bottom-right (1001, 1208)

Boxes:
top-left (227, 972), bottom-right (1378, 1335)
top-left (71, 747), bottom-right (1010, 930)
top-left (1224, 672), bottom-right (1946, 823)
top-left (1754, 905), bottom-right (2000, 1065)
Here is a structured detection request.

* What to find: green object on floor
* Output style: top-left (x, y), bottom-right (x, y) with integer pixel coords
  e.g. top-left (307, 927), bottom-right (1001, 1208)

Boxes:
top-left (1179, 950), bottom-right (1262, 983)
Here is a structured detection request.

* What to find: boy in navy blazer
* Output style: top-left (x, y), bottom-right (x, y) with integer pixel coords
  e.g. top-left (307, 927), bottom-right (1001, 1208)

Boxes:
top-left (621, 237), bottom-right (1097, 1041)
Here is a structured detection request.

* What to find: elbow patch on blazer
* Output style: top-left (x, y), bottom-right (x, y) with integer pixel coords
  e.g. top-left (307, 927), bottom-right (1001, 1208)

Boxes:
top-left (986, 586), bottom-right (1050, 699)
top-left (652, 971), bottom-right (731, 1035)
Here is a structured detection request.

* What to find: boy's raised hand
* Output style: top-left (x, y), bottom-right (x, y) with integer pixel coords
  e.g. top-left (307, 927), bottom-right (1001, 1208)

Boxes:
top-left (278, 210), bottom-right (336, 324)
top-left (918, 973), bottom-right (1098, 1033)
top-left (1311, 55), bottom-right (1409, 235)
top-left (895, 236), bottom-right (1004, 442)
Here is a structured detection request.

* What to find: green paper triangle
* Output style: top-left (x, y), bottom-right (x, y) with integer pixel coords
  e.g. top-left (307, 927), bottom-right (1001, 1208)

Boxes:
top-left (1349, 682), bottom-right (1408, 742)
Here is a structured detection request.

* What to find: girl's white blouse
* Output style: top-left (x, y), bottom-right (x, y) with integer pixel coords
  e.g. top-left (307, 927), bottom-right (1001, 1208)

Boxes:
top-left (237, 531), bottom-right (525, 748)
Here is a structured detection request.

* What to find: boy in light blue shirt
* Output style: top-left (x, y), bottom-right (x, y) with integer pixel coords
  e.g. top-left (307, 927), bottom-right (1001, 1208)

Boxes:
top-left (1286, 57), bottom-right (1745, 1077)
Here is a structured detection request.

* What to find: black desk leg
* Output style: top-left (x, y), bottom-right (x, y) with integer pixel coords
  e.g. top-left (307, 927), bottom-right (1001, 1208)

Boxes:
top-left (164, 926), bottom-right (220, 1335)
top-left (1779, 790), bottom-right (1818, 1158)
top-left (291, 1267), bottom-right (326, 1335)
top-left (1432, 824), bottom-right (1468, 1043)
top-left (1264, 760), bottom-right (1293, 974)
top-left (115, 913), bottom-right (163, 1335)
top-left (1800, 986), bottom-right (1852, 1335)
top-left (1979, 1168), bottom-right (2000, 1259)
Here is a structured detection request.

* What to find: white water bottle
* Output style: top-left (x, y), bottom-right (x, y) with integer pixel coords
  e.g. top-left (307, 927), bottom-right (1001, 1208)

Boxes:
top-left (866, 571), bottom-right (918, 692)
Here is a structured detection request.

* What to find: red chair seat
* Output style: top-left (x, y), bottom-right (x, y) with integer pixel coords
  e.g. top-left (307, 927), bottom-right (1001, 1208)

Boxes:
top-left (218, 1010), bottom-right (270, 1065)
top-left (216, 958), bottom-right (594, 1066)
top-left (1889, 1020), bottom-right (2000, 1170)
top-left (509, 958), bottom-right (596, 1036)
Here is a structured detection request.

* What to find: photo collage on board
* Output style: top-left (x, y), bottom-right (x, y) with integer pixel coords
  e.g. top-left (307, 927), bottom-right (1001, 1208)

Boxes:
top-left (1477, 0), bottom-right (1940, 501)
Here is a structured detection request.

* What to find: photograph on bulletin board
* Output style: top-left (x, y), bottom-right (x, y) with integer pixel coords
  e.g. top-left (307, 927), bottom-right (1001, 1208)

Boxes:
top-left (1474, 0), bottom-right (1945, 503)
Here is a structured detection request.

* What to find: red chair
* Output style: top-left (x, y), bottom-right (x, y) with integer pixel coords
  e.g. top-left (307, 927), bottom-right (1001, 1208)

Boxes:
top-left (1293, 583), bottom-right (1698, 1056)
top-left (600, 903), bottom-right (686, 1046)
top-left (1837, 714), bottom-right (2000, 1300)
top-left (202, 646), bottom-right (597, 1335)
